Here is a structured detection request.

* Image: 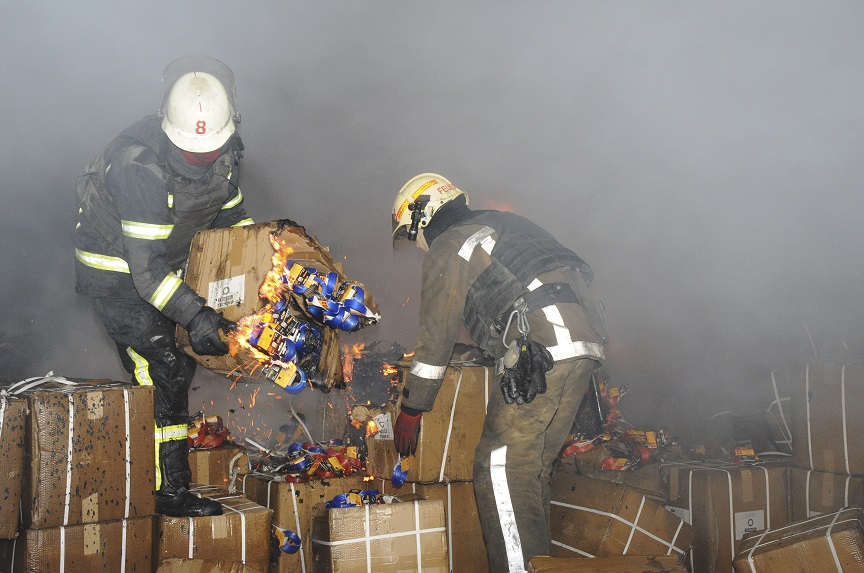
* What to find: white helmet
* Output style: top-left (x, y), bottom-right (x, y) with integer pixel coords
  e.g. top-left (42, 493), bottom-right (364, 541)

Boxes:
top-left (392, 173), bottom-right (467, 247)
top-left (161, 71), bottom-right (235, 153)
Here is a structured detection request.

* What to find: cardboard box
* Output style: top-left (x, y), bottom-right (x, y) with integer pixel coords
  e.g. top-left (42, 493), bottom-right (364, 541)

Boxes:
top-left (0, 516), bottom-right (152, 573)
top-left (790, 359), bottom-right (864, 475)
top-left (664, 463), bottom-right (790, 573)
top-left (181, 221), bottom-right (379, 392)
top-left (528, 555), bottom-right (688, 573)
top-left (156, 493), bottom-right (273, 573)
top-left (563, 445), bottom-right (667, 501)
top-left (790, 467), bottom-right (864, 521)
top-left (0, 395), bottom-right (27, 539)
top-left (189, 443), bottom-right (250, 488)
top-left (236, 473), bottom-right (370, 573)
top-left (366, 363), bottom-right (494, 483)
top-left (157, 558), bottom-right (264, 573)
top-left (21, 380), bottom-right (155, 529)
top-left (549, 470), bottom-right (692, 559)
top-left (377, 480), bottom-right (489, 573)
top-left (311, 499), bottom-right (449, 573)
top-left (733, 507), bottom-right (864, 571)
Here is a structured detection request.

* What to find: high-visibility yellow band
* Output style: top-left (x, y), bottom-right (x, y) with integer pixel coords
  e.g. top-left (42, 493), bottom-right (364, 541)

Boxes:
top-left (222, 189), bottom-right (244, 209)
top-left (149, 274), bottom-right (183, 310)
top-left (232, 218), bottom-right (255, 227)
top-left (125, 348), bottom-right (153, 386)
top-left (121, 220), bottom-right (173, 240)
top-left (167, 194), bottom-right (174, 209)
top-left (155, 424), bottom-right (188, 443)
top-left (75, 248), bottom-right (130, 273)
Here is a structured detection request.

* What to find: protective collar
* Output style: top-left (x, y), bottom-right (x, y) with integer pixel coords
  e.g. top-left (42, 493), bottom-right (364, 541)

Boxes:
top-left (422, 195), bottom-right (475, 245)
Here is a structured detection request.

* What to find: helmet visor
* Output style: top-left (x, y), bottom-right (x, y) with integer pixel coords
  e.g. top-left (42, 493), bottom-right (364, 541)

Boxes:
top-left (391, 219), bottom-right (413, 250)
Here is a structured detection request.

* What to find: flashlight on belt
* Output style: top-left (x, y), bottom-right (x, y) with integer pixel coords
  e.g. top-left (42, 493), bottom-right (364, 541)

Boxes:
top-left (407, 196), bottom-right (430, 242)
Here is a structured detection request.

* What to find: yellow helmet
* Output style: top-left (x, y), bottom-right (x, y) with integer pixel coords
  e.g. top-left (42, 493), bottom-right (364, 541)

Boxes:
top-left (391, 173), bottom-right (467, 247)
top-left (161, 71), bottom-right (235, 153)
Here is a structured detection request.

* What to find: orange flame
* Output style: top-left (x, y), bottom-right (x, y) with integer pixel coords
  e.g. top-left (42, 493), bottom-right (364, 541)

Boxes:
top-left (381, 363), bottom-right (398, 377)
top-left (366, 419), bottom-right (379, 438)
top-left (341, 342), bottom-right (365, 383)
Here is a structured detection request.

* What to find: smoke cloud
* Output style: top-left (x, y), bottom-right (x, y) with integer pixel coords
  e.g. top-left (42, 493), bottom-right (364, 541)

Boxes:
top-left (3, 2), bottom-right (863, 436)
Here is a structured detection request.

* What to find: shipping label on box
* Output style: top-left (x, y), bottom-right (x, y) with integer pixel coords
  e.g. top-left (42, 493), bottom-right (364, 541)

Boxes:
top-left (157, 493), bottom-right (272, 573)
top-left (549, 470), bottom-right (693, 559)
top-left (311, 499), bottom-right (449, 573)
top-left (366, 363), bottom-right (493, 483)
top-left (376, 480), bottom-right (488, 573)
top-left (236, 473), bottom-right (370, 573)
top-left (189, 443), bottom-right (250, 488)
top-left (1, 516), bottom-right (153, 573)
top-left (790, 359), bottom-right (864, 475)
top-left (734, 507), bottom-right (864, 571)
top-left (790, 467), bottom-right (864, 521)
top-left (668, 464), bottom-right (790, 573)
top-left (18, 379), bottom-right (155, 529)
top-left (0, 395), bottom-right (27, 539)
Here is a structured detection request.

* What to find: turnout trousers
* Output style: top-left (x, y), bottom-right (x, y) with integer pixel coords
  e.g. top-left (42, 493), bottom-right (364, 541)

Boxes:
top-left (92, 296), bottom-right (196, 493)
top-left (474, 357), bottom-right (597, 572)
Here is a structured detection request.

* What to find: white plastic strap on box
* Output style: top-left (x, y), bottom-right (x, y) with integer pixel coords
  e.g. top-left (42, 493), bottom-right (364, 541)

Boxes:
top-left (289, 482), bottom-right (308, 573)
top-left (228, 451), bottom-right (247, 488)
top-left (550, 499), bottom-right (685, 555)
top-left (7, 374), bottom-right (78, 395)
top-left (806, 363), bottom-right (814, 469)
top-left (745, 528), bottom-right (770, 572)
top-left (446, 483), bottom-right (453, 573)
top-left (64, 394), bottom-right (75, 526)
top-left (187, 517), bottom-right (195, 558)
top-left (769, 368), bottom-right (792, 446)
top-left (120, 518), bottom-right (128, 573)
top-left (550, 539), bottom-right (594, 557)
top-left (484, 367), bottom-right (489, 414)
top-left (826, 509), bottom-right (845, 571)
top-left (622, 495), bottom-right (645, 554)
top-left (0, 395), bottom-right (6, 442)
top-left (211, 495), bottom-right (256, 564)
top-left (313, 502), bottom-right (446, 573)
top-left (123, 389), bottom-right (131, 518)
top-left (413, 500), bottom-right (424, 572)
top-left (842, 364), bottom-right (850, 475)
top-left (439, 367), bottom-right (464, 483)
top-left (60, 526), bottom-right (66, 571)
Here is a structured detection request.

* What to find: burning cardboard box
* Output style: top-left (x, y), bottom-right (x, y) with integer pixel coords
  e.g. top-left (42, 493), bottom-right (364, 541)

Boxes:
top-left (0, 394), bottom-right (27, 539)
top-left (311, 499), bottom-right (449, 573)
top-left (180, 220), bottom-right (380, 392)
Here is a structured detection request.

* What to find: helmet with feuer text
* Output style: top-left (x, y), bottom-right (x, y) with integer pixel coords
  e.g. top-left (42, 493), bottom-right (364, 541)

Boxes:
top-left (391, 173), bottom-right (467, 248)
top-left (160, 71), bottom-right (235, 153)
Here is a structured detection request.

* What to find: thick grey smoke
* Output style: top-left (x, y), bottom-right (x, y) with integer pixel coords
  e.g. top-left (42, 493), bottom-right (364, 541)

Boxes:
top-left (3, 2), bottom-right (863, 435)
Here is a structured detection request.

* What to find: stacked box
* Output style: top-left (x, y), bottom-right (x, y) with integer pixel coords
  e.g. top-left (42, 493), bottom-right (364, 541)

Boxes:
top-left (181, 221), bottom-right (379, 392)
top-left (663, 462), bottom-right (790, 573)
top-left (733, 507), bottom-right (864, 571)
top-left (549, 470), bottom-right (693, 559)
top-left (365, 363), bottom-right (493, 483)
top-left (20, 379), bottom-right (156, 529)
top-left (0, 516), bottom-right (153, 572)
top-left (564, 445), bottom-right (667, 501)
top-left (311, 499), bottom-right (449, 573)
top-left (189, 443), bottom-right (250, 488)
top-left (157, 559), bottom-right (264, 573)
top-left (0, 395), bottom-right (27, 539)
top-left (377, 480), bottom-right (489, 573)
top-left (156, 492), bottom-right (273, 573)
top-left (789, 467), bottom-right (864, 521)
top-left (528, 555), bottom-right (688, 573)
top-left (757, 362), bottom-right (795, 455)
top-left (236, 473), bottom-right (370, 573)
top-left (790, 359), bottom-right (864, 475)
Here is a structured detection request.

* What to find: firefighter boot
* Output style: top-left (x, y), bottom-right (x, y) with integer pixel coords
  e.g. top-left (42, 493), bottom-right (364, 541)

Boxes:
top-left (155, 435), bottom-right (222, 517)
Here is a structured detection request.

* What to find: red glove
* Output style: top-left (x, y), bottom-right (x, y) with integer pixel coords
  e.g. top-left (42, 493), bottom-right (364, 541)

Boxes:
top-left (394, 407), bottom-right (422, 456)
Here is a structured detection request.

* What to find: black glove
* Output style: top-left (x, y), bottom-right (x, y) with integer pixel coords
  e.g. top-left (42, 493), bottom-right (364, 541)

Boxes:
top-left (187, 306), bottom-right (235, 356)
top-left (500, 337), bottom-right (554, 404)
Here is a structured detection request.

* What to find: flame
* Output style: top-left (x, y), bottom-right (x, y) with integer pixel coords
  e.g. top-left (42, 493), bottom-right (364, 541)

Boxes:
top-left (381, 362), bottom-right (398, 377)
top-left (363, 476), bottom-right (375, 482)
top-left (403, 351), bottom-right (414, 359)
top-left (341, 342), bottom-right (365, 383)
top-left (366, 419), bottom-right (379, 438)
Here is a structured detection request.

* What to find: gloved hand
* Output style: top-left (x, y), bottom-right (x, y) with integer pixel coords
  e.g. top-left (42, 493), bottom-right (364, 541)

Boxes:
top-left (187, 306), bottom-right (235, 356)
top-left (394, 406), bottom-right (422, 456)
top-left (500, 337), bottom-right (554, 404)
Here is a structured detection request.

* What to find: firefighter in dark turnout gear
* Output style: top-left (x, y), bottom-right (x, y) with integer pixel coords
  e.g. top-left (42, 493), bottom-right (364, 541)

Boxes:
top-left (392, 173), bottom-right (606, 572)
top-left (75, 56), bottom-right (253, 517)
